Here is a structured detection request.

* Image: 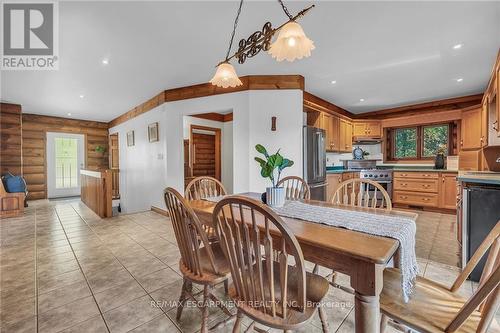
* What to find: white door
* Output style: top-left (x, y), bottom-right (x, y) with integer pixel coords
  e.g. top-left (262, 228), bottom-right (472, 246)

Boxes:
top-left (47, 132), bottom-right (85, 198)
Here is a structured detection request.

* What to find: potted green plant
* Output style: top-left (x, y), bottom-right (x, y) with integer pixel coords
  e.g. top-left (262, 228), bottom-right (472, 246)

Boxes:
top-left (254, 144), bottom-right (294, 207)
top-left (95, 145), bottom-right (105, 154)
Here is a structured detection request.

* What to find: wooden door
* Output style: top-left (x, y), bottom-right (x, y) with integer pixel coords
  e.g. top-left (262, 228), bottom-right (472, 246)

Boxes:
top-left (109, 134), bottom-right (119, 169)
top-left (461, 108), bottom-right (482, 150)
top-left (439, 173), bottom-right (458, 209)
top-left (108, 133), bottom-right (119, 198)
top-left (190, 125), bottom-right (221, 180)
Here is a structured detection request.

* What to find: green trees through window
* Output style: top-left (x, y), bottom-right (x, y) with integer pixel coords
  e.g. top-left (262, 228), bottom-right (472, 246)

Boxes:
top-left (394, 128), bottom-right (417, 158)
top-left (391, 123), bottom-right (450, 160)
top-left (423, 125), bottom-right (448, 157)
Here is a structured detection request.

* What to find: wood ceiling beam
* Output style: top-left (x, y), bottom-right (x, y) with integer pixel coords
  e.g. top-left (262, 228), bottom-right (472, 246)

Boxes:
top-left (354, 94), bottom-right (483, 120)
top-left (108, 75), bottom-right (305, 128)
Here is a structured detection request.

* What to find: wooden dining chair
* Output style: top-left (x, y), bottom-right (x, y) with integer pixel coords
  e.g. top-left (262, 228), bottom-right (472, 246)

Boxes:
top-left (185, 176), bottom-right (227, 241)
top-left (185, 176), bottom-right (227, 200)
top-left (276, 176), bottom-right (311, 200)
top-left (313, 178), bottom-right (393, 286)
top-left (331, 178), bottom-right (392, 210)
top-left (212, 196), bottom-right (330, 333)
top-left (380, 221), bottom-right (500, 333)
top-left (163, 187), bottom-right (233, 333)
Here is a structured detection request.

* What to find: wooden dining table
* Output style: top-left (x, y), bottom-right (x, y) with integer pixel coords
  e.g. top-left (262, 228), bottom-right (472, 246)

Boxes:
top-left (189, 193), bottom-right (418, 333)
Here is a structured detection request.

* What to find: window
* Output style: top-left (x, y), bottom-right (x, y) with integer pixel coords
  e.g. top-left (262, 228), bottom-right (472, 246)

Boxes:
top-left (422, 124), bottom-right (449, 157)
top-left (394, 127), bottom-right (417, 159)
top-left (55, 138), bottom-right (78, 188)
top-left (388, 123), bottom-right (452, 160)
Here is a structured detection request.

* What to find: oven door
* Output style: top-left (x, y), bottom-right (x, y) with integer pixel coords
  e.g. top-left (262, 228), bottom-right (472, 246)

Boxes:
top-left (366, 180), bottom-right (392, 202)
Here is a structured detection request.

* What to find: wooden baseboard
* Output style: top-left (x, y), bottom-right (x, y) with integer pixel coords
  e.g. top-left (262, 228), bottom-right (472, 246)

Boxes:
top-left (151, 206), bottom-right (169, 217)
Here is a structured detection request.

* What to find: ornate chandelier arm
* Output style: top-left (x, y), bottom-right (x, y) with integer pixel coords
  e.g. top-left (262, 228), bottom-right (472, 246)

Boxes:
top-left (222, 4), bottom-right (314, 65)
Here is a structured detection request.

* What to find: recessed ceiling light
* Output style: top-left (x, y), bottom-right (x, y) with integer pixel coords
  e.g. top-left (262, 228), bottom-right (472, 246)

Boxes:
top-left (331, 80), bottom-right (337, 84)
top-left (453, 43), bottom-right (463, 50)
top-left (67, 113), bottom-right (72, 116)
top-left (359, 98), bottom-right (365, 102)
top-left (456, 78), bottom-right (463, 82)
top-left (101, 58), bottom-right (109, 65)
top-left (79, 94), bottom-right (84, 98)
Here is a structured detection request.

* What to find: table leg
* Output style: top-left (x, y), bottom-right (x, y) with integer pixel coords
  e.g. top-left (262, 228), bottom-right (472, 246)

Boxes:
top-left (354, 292), bottom-right (380, 333)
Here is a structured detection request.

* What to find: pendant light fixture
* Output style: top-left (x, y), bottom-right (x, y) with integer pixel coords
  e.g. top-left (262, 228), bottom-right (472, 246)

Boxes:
top-left (210, 0), bottom-right (244, 88)
top-left (211, 0), bottom-right (315, 88)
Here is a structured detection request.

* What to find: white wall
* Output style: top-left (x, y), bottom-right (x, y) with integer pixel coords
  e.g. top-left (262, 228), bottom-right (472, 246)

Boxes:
top-left (182, 116), bottom-right (233, 193)
top-left (247, 90), bottom-right (303, 192)
top-left (110, 89), bottom-right (303, 213)
top-left (109, 105), bottom-right (167, 213)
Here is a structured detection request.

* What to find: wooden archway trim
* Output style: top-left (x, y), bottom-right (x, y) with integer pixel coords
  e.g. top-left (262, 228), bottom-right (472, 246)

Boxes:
top-left (108, 75), bottom-right (305, 128)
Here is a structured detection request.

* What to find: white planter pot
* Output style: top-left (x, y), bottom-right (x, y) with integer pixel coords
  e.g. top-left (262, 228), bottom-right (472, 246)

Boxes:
top-left (266, 187), bottom-right (285, 207)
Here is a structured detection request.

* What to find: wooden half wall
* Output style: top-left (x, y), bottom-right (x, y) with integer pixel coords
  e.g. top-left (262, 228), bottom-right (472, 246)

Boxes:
top-left (0, 103), bottom-right (22, 175)
top-left (22, 114), bottom-right (109, 200)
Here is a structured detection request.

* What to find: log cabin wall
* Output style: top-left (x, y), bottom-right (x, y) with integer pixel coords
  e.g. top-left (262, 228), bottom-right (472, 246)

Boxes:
top-left (0, 103), bottom-right (23, 176)
top-left (22, 114), bottom-right (109, 200)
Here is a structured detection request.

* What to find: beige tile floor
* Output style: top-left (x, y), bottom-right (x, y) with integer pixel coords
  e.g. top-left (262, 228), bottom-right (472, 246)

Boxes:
top-left (0, 199), bottom-right (498, 333)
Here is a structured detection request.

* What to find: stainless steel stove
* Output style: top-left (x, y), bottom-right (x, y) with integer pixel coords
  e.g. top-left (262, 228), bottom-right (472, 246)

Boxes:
top-left (359, 169), bottom-right (393, 199)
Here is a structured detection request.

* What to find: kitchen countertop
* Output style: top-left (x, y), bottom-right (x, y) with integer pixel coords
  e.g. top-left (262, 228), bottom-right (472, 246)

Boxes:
top-left (457, 172), bottom-right (500, 186)
top-left (326, 166), bottom-right (458, 174)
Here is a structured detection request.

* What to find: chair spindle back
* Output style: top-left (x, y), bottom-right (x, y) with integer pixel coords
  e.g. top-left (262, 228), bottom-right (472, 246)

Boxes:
top-left (447, 221), bottom-right (500, 332)
top-left (276, 176), bottom-right (310, 200)
top-left (213, 196), bottom-right (307, 319)
top-left (331, 178), bottom-right (392, 210)
top-left (185, 176), bottom-right (226, 201)
top-left (164, 187), bottom-right (219, 276)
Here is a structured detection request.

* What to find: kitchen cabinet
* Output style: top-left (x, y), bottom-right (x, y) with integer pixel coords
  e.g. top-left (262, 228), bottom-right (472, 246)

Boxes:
top-left (321, 113), bottom-right (339, 152)
top-left (353, 121), bottom-right (382, 139)
top-left (439, 172), bottom-right (458, 210)
top-left (326, 173), bottom-right (343, 202)
top-left (393, 171), bottom-right (458, 210)
top-left (339, 119), bottom-right (353, 152)
top-left (458, 149), bottom-right (482, 171)
top-left (461, 107), bottom-right (483, 150)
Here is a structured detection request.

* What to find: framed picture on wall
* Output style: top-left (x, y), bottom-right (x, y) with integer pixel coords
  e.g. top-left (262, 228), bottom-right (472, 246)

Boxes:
top-left (148, 122), bottom-right (159, 142)
top-left (127, 130), bottom-right (135, 146)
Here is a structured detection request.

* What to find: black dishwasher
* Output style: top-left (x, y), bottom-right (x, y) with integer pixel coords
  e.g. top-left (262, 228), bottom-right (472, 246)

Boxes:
top-left (463, 185), bottom-right (500, 281)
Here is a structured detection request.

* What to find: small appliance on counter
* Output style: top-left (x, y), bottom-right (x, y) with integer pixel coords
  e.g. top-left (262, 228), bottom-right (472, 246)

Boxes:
top-left (353, 146), bottom-right (366, 160)
top-left (303, 126), bottom-right (327, 201)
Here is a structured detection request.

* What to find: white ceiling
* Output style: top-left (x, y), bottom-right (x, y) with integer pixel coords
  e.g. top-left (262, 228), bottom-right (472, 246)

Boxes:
top-left (1, 1), bottom-right (499, 122)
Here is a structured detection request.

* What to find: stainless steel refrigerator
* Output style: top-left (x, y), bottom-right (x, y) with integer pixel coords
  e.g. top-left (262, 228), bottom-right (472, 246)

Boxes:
top-left (303, 126), bottom-right (327, 201)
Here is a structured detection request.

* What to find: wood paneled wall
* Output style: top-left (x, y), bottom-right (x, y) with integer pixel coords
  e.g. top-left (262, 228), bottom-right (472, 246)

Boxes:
top-left (0, 103), bottom-right (22, 176)
top-left (22, 114), bottom-right (109, 200)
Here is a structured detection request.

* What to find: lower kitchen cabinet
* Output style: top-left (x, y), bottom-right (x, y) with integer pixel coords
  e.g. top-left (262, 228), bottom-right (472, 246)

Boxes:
top-left (326, 174), bottom-right (343, 202)
top-left (440, 172), bottom-right (459, 210)
top-left (393, 171), bottom-right (458, 210)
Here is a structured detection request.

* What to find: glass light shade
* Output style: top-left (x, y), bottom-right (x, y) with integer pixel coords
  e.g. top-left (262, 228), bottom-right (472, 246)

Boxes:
top-left (269, 21), bottom-right (315, 62)
top-left (210, 62), bottom-right (243, 88)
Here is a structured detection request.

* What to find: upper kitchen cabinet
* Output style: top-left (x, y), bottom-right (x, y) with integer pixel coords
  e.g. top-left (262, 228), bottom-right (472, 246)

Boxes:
top-left (460, 106), bottom-right (483, 150)
top-left (322, 113), bottom-right (340, 152)
top-left (339, 119), bottom-right (353, 152)
top-left (353, 121), bottom-right (382, 140)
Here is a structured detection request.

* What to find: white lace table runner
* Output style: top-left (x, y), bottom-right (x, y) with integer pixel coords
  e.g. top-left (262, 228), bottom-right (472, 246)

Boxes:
top-left (203, 196), bottom-right (418, 302)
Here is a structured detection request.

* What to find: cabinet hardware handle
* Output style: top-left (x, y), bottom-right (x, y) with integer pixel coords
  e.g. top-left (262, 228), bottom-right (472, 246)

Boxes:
top-left (423, 198), bottom-right (430, 201)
